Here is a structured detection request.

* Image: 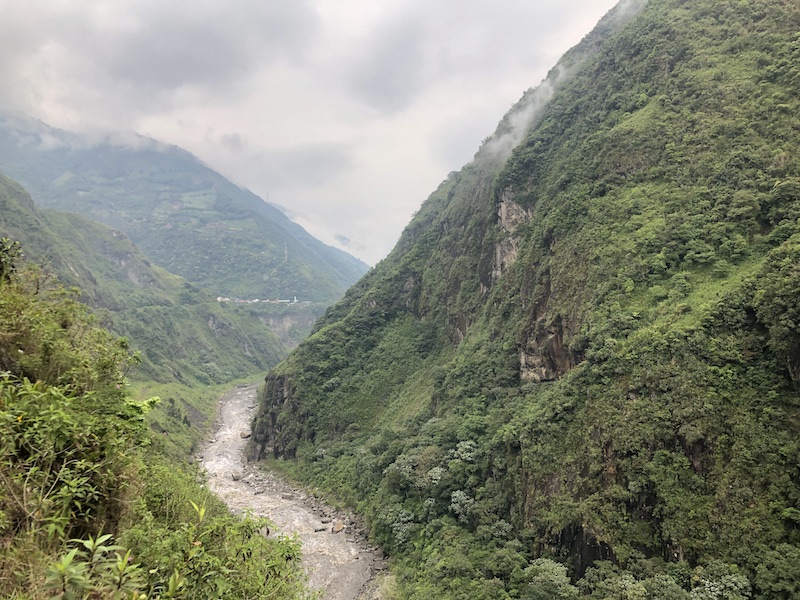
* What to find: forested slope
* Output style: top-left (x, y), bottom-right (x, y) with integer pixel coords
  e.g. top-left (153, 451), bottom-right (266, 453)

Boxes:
top-left (0, 174), bottom-right (288, 455)
top-left (253, 0), bottom-right (800, 597)
top-left (0, 174), bottom-right (286, 383)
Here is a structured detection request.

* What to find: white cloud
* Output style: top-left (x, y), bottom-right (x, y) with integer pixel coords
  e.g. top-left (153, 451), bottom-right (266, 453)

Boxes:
top-left (0, 0), bottom-right (622, 264)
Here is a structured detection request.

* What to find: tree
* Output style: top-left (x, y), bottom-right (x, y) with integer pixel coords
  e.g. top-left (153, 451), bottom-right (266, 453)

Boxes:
top-left (0, 237), bottom-right (22, 283)
top-left (519, 559), bottom-right (580, 600)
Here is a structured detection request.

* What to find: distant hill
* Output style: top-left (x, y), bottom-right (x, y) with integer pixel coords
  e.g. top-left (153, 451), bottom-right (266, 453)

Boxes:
top-left (252, 0), bottom-right (800, 597)
top-left (0, 116), bottom-right (368, 303)
top-left (0, 173), bottom-right (287, 387)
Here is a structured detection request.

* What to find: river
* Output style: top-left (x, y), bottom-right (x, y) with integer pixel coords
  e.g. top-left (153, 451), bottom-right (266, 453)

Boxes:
top-left (199, 384), bottom-right (386, 599)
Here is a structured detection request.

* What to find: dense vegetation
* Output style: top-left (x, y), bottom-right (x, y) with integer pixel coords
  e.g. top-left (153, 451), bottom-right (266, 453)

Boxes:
top-left (253, 0), bottom-right (800, 597)
top-left (0, 239), bottom-right (309, 598)
top-left (0, 117), bottom-right (368, 302)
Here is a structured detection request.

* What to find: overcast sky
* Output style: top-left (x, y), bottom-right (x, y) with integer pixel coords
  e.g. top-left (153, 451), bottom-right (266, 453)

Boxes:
top-left (0, 0), bottom-right (619, 265)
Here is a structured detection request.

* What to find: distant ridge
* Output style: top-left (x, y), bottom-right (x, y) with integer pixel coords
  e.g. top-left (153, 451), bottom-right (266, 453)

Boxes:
top-left (0, 114), bottom-right (368, 303)
top-left (0, 172), bottom-right (287, 387)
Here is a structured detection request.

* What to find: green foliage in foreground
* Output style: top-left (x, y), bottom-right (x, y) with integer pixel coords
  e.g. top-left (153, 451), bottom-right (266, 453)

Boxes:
top-left (0, 252), bottom-right (308, 598)
top-left (254, 0), bottom-right (800, 597)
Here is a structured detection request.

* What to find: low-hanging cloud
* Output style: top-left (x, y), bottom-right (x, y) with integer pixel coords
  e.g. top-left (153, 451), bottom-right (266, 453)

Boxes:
top-left (480, 77), bottom-right (558, 163)
top-left (248, 142), bottom-right (355, 188)
top-left (479, 0), bottom-right (648, 163)
top-left (0, 112), bottom-right (172, 154)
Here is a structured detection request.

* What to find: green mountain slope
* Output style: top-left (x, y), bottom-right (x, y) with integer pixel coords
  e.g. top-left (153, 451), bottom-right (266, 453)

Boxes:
top-left (0, 174), bottom-right (289, 454)
top-left (253, 0), bottom-right (800, 597)
top-left (0, 117), bottom-right (368, 302)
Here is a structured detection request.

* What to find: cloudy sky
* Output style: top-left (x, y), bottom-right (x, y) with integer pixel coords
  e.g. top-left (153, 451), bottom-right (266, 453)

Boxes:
top-left (0, 0), bottom-right (619, 265)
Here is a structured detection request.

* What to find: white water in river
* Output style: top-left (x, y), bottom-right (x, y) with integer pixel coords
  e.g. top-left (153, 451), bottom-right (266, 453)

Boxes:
top-left (200, 384), bottom-right (384, 599)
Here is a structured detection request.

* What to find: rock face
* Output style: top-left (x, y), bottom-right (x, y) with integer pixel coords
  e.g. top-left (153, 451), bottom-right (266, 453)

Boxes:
top-left (252, 374), bottom-right (291, 460)
top-left (492, 188), bottom-right (529, 282)
top-left (258, 309), bottom-right (323, 348)
top-left (518, 279), bottom-right (580, 383)
top-left (519, 329), bottom-right (565, 383)
top-left (491, 188), bottom-right (580, 383)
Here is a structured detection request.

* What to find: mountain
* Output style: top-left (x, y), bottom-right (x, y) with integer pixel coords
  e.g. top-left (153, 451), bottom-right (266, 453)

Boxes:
top-left (0, 173), bottom-right (291, 455)
top-left (0, 116), bottom-right (368, 302)
top-left (0, 173), bottom-right (287, 383)
top-left (252, 0), bottom-right (800, 597)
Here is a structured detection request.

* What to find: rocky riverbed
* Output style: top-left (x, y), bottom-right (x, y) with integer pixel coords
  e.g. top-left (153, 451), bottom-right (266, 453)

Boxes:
top-left (199, 384), bottom-right (386, 600)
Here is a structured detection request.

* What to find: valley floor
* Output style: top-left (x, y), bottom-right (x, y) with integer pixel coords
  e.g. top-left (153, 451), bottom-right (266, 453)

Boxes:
top-left (200, 384), bottom-right (386, 600)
